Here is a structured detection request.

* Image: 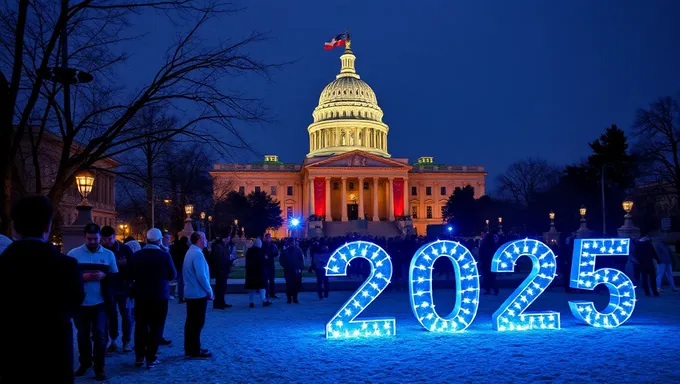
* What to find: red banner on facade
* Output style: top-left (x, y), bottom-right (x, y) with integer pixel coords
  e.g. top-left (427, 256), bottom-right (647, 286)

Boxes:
top-left (314, 177), bottom-right (326, 217)
top-left (393, 178), bottom-right (404, 216)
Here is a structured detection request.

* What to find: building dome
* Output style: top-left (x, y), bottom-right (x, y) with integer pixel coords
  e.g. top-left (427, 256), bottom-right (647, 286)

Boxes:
top-left (307, 42), bottom-right (390, 158)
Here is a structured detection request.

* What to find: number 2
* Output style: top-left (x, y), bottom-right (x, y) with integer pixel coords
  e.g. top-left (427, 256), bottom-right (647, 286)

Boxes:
top-left (491, 239), bottom-right (560, 331)
top-left (569, 238), bottom-right (635, 328)
top-left (409, 240), bottom-right (480, 332)
top-left (325, 241), bottom-right (395, 339)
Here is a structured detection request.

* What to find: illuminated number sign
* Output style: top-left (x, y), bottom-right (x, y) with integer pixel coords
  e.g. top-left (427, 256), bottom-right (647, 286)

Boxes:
top-left (325, 237), bottom-right (634, 338)
top-left (410, 240), bottom-right (480, 332)
top-left (491, 239), bottom-right (560, 331)
top-left (569, 238), bottom-right (635, 328)
top-left (325, 241), bottom-right (395, 339)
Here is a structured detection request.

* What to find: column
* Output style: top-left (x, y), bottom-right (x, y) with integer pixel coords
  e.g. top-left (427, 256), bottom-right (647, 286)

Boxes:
top-left (388, 177), bottom-right (395, 221)
top-left (358, 176), bottom-right (365, 219)
top-left (403, 178), bottom-right (409, 217)
top-left (325, 177), bottom-right (332, 221)
top-left (308, 177), bottom-right (315, 217)
top-left (341, 177), bottom-right (348, 222)
top-left (419, 183), bottom-right (425, 219)
top-left (372, 178), bottom-right (379, 221)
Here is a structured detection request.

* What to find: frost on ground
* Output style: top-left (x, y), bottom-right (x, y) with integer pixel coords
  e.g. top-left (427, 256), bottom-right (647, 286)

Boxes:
top-left (86, 288), bottom-right (680, 384)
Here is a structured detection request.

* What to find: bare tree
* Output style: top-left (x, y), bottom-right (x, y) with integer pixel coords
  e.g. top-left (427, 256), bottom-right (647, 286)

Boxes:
top-left (496, 158), bottom-right (560, 207)
top-left (632, 96), bottom-right (680, 211)
top-left (0, 0), bottom-right (278, 233)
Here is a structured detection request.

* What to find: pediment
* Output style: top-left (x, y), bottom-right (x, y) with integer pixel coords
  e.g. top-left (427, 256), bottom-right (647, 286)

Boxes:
top-left (305, 151), bottom-right (411, 169)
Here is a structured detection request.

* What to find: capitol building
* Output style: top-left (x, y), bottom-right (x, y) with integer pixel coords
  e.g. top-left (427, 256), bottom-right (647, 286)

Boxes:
top-left (210, 42), bottom-right (486, 237)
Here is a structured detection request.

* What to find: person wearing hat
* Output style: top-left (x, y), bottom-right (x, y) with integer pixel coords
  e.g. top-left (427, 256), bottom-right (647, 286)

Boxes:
top-left (128, 228), bottom-right (177, 369)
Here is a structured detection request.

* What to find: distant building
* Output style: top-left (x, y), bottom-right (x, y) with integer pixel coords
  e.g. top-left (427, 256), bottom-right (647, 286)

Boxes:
top-left (14, 130), bottom-right (118, 228)
top-left (210, 43), bottom-right (486, 237)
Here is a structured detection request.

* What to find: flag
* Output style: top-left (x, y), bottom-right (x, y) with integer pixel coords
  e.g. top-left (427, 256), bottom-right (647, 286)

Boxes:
top-left (324, 32), bottom-right (349, 50)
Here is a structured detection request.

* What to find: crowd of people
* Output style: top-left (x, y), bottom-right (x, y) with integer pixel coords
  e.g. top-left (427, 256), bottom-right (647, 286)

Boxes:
top-left (0, 195), bottom-right (677, 383)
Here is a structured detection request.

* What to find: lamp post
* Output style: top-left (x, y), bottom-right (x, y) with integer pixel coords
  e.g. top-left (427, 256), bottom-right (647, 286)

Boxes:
top-left (207, 215), bottom-right (212, 240)
top-left (200, 211), bottom-right (206, 232)
top-left (179, 204), bottom-right (194, 238)
top-left (617, 198), bottom-right (640, 239)
top-left (118, 223), bottom-right (129, 239)
top-left (72, 171), bottom-right (96, 225)
top-left (544, 211), bottom-right (560, 245)
top-left (485, 219), bottom-right (489, 232)
top-left (576, 205), bottom-right (593, 238)
top-left (498, 217), bottom-right (503, 235)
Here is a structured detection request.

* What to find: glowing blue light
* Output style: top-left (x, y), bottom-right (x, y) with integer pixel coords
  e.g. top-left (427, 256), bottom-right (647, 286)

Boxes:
top-left (409, 240), bottom-right (480, 332)
top-left (325, 241), bottom-right (395, 339)
top-left (290, 218), bottom-right (300, 227)
top-left (491, 239), bottom-right (560, 331)
top-left (447, 226), bottom-right (453, 232)
top-left (569, 238), bottom-right (635, 328)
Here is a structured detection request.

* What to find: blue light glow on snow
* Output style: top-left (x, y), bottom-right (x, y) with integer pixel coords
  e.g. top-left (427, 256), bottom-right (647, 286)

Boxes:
top-left (569, 238), bottom-right (636, 328)
top-left (492, 239), bottom-right (560, 331)
top-left (325, 241), bottom-right (395, 339)
top-left (409, 240), bottom-right (480, 332)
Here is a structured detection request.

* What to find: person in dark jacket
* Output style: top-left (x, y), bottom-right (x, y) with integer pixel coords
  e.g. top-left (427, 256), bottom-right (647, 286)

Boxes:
top-left (261, 233), bottom-right (280, 299)
top-left (280, 239), bottom-right (305, 303)
top-left (479, 231), bottom-right (500, 295)
top-left (634, 233), bottom-right (661, 297)
top-left (211, 236), bottom-right (233, 309)
top-left (129, 228), bottom-right (177, 369)
top-left (245, 238), bottom-right (272, 307)
top-left (100, 225), bottom-right (134, 353)
top-left (312, 245), bottom-right (331, 299)
top-left (170, 236), bottom-right (189, 303)
top-left (0, 196), bottom-right (85, 384)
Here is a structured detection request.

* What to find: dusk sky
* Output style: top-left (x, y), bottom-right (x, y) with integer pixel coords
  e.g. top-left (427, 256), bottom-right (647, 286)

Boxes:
top-left (123, 0), bottom-right (680, 191)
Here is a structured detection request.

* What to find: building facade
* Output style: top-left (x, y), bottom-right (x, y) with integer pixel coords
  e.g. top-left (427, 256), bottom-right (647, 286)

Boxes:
top-left (210, 42), bottom-right (486, 237)
top-left (14, 131), bottom-right (118, 229)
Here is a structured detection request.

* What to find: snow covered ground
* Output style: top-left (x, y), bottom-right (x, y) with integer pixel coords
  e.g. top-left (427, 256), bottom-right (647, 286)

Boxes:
top-left (86, 287), bottom-right (680, 384)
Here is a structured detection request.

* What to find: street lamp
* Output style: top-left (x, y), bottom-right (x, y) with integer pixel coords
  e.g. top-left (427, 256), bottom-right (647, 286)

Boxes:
top-left (75, 171), bottom-right (95, 205)
top-left (549, 211), bottom-right (555, 222)
top-left (200, 211), bottom-right (206, 220)
top-left (622, 199), bottom-right (634, 214)
top-left (498, 217), bottom-right (503, 235)
top-left (118, 223), bottom-right (129, 238)
top-left (184, 204), bottom-right (194, 218)
top-left (289, 217), bottom-right (300, 238)
top-left (580, 205), bottom-right (587, 218)
top-left (618, 198), bottom-right (640, 239)
top-left (71, 171), bottom-right (96, 225)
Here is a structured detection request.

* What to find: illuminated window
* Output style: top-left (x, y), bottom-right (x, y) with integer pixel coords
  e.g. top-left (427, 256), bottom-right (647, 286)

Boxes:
top-left (271, 186), bottom-right (277, 196)
top-left (426, 187), bottom-right (432, 196)
top-left (287, 186), bottom-right (293, 196)
top-left (412, 206), bottom-right (418, 219)
top-left (411, 186), bottom-right (417, 196)
top-left (426, 206), bottom-right (433, 219)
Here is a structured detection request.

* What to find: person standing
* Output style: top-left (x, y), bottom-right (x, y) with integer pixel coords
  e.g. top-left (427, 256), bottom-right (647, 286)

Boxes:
top-left (211, 235), bottom-right (234, 309)
top-left (635, 233), bottom-right (661, 297)
top-left (312, 245), bottom-right (331, 299)
top-left (100, 225), bottom-right (134, 353)
top-left (245, 238), bottom-right (272, 307)
top-left (68, 223), bottom-right (118, 381)
top-left (0, 196), bottom-right (84, 384)
top-left (479, 231), bottom-right (500, 296)
top-left (171, 236), bottom-right (190, 303)
top-left (129, 228), bottom-right (177, 368)
top-left (280, 239), bottom-right (304, 304)
top-left (183, 232), bottom-right (213, 358)
top-left (653, 238), bottom-right (678, 292)
top-left (262, 233), bottom-right (280, 299)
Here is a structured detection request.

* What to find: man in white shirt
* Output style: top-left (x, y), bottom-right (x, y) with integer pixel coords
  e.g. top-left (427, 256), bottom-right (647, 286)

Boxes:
top-left (68, 223), bottom-right (118, 382)
top-left (183, 231), bottom-right (213, 358)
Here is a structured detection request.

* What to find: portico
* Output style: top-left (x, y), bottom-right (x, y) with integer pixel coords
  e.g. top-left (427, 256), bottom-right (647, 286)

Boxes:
top-left (304, 151), bottom-right (410, 222)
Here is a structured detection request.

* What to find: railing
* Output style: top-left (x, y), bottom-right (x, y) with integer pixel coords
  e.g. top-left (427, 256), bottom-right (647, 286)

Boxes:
top-left (411, 165), bottom-right (485, 173)
top-left (214, 163), bottom-right (302, 171)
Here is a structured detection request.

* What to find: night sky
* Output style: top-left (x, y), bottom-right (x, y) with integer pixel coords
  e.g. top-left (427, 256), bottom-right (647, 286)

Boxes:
top-left (123, 0), bottom-right (680, 190)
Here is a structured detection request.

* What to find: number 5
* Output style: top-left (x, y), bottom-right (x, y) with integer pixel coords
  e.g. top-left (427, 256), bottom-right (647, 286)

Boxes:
top-left (569, 238), bottom-right (636, 328)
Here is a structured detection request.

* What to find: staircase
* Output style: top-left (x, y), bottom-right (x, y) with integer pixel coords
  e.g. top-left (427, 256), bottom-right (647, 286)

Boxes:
top-left (323, 220), bottom-right (402, 238)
